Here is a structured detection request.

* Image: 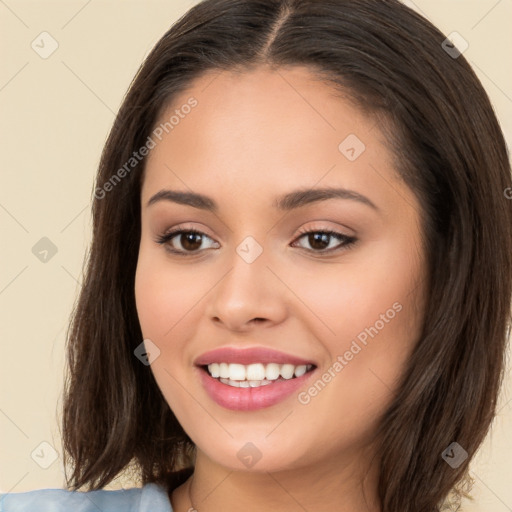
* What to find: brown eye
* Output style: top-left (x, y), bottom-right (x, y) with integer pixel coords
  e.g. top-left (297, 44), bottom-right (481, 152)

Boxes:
top-left (179, 232), bottom-right (203, 251)
top-left (292, 229), bottom-right (357, 254)
top-left (306, 232), bottom-right (331, 251)
top-left (156, 228), bottom-right (219, 255)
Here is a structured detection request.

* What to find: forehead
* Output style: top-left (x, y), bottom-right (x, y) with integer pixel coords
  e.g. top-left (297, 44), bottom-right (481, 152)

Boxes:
top-left (141, 66), bottom-right (405, 213)
top-left (152, 65), bottom-right (376, 154)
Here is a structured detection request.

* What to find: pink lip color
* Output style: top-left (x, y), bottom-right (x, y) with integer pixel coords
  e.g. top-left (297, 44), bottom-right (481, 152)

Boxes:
top-left (194, 346), bottom-right (316, 366)
top-left (196, 366), bottom-right (317, 411)
top-left (194, 347), bottom-right (317, 411)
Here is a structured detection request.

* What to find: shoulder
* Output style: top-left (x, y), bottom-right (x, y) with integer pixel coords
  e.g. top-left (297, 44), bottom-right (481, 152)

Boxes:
top-left (0, 482), bottom-right (173, 512)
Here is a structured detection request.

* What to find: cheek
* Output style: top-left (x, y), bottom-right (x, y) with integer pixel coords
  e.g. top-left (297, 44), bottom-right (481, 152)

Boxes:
top-left (134, 246), bottom-right (202, 418)
top-left (289, 236), bottom-right (425, 416)
top-left (134, 245), bottom-right (203, 342)
top-left (286, 237), bottom-right (424, 350)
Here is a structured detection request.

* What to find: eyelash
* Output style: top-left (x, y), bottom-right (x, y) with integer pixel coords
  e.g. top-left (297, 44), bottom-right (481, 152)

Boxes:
top-left (155, 225), bottom-right (357, 257)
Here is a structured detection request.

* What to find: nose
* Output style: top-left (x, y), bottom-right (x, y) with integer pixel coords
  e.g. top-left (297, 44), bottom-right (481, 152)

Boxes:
top-left (205, 242), bottom-right (288, 333)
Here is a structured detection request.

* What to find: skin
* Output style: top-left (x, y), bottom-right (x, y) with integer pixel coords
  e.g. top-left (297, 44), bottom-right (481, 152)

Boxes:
top-left (135, 65), bottom-right (427, 512)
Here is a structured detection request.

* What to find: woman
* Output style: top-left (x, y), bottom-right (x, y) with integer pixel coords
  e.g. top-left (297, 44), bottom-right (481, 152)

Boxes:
top-left (2, 0), bottom-right (511, 511)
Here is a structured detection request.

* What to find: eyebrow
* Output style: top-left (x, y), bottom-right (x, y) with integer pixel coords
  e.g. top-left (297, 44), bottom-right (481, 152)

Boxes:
top-left (146, 187), bottom-right (378, 212)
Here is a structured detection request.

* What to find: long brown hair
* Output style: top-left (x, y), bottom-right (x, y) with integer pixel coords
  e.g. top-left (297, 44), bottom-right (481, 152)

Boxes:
top-left (61, 1), bottom-right (512, 510)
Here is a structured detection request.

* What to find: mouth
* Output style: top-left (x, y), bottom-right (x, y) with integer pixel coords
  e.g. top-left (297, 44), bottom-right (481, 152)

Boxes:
top-left (194, 346), bottom-right (318, 410)
top-left (199, 362), bottom-right (316, 388)
top-left (196, 360), bottom-right (318, 411)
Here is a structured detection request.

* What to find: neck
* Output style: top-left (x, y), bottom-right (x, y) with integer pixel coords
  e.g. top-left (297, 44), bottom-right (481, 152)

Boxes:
top-left (170, 447), bottom-right (381, 512)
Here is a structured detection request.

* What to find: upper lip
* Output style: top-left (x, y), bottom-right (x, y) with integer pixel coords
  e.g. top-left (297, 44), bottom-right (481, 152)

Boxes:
top-left (194, 347), bottom-right (317, 366)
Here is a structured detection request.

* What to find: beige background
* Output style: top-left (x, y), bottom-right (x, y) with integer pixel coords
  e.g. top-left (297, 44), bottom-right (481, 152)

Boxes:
top-left (1, 1), bottom-right (511, 510)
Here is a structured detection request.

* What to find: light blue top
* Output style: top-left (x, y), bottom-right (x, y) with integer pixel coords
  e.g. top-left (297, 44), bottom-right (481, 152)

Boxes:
top-left (0, 482), bottom-right (173, 512)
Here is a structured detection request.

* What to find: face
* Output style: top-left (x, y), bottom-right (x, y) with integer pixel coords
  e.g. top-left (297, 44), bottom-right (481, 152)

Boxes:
top-left (135, 66), bottom-right (427, 474)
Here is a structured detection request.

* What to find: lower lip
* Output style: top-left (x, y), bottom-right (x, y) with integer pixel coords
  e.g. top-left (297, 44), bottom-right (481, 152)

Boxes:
top-left (197, 366), bottom-right (316, 411)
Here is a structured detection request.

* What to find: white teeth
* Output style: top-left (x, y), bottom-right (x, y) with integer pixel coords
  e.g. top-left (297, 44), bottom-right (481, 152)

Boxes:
top-left (219, 363), bottom-right (230, 379)
top-left (228, 363), bottom-right (246, 381)
top-left (280, 364), bottom-right (295, 379)
top-left (294, 365), bottom-right (307, 377)
top-left (265, 363), bottom-right (281, 380)
top-left (219, 377), bottom-right (273, 388)
top-left (207, 362), bottom-right (313, 382)
top-left (209, 363), bottom-right (220, 378)
top-left (246, 363), bottom-right (266, 381)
